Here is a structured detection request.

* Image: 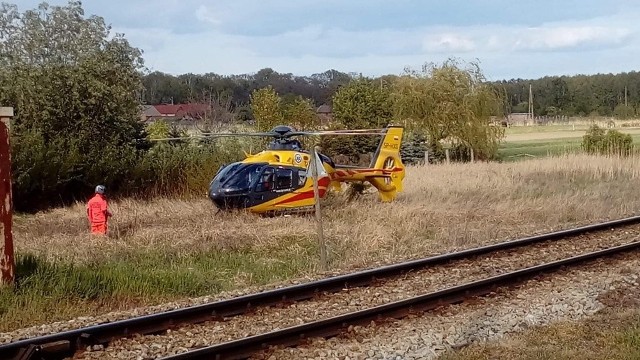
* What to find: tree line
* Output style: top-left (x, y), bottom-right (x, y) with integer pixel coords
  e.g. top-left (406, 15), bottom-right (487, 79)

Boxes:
top-left (143, 67), bottom-right (640, 121)
top-left (496, 72), bottom-right (640, 118)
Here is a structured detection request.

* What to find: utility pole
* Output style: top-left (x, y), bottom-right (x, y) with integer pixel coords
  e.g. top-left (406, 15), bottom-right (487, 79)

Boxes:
top-left (0, 107), bottom-right (14, 287)
top-left (528, 84), bottom-right (534, 120)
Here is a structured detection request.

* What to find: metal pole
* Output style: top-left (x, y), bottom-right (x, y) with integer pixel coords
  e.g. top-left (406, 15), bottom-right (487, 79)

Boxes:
top-left (310, 146), bottom-right (327, 271)
top-left (0, 107), bottom-right (14, 286)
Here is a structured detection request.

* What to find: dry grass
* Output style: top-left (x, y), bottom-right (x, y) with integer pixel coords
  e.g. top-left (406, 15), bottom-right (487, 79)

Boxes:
top-left (5, 153), bottom-right (640, 331)
top-left (15, 153), bottom-right (640, 268)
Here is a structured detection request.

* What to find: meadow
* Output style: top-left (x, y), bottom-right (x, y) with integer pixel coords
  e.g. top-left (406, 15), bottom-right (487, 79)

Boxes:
top-left (497, 120), bottom-right (640, 161)
top-left (4, 150), bottom-right (640, 332)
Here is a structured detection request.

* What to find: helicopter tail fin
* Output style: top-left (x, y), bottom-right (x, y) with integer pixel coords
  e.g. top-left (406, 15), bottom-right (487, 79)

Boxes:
top-left (367, 125), bottom-right (406, 200)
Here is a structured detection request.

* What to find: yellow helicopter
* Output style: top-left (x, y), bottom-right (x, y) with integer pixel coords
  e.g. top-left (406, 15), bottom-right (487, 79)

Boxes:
top-left (154, 124), bottom-right (406, 215)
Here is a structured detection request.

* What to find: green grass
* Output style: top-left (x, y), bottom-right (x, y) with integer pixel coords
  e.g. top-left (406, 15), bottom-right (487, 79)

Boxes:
top-left (498, 138), bottom-right (583, 161)
top-left (618, 322), bottom-right (640, 359)
top-left (497, 134), bottom-right (640, 162)
top-left (0, 236), bottom-right (316, 332)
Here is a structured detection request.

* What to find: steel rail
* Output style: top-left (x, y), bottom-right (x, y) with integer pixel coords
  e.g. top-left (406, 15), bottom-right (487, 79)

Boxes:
top-left (161, 240), bottom-right (640, 360)
top-left (3, 215), bottom-right (640, 360)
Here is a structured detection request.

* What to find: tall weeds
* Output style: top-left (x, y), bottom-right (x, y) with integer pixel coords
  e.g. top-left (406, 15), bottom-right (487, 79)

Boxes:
top-left (12, 136), bottom-right (249, 211)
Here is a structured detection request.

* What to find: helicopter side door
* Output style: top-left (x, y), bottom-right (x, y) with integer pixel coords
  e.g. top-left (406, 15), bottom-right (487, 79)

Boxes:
top-left (249, 166), bottom-right (303, 206)
top-left (273, 167), bottom-right (295, 192)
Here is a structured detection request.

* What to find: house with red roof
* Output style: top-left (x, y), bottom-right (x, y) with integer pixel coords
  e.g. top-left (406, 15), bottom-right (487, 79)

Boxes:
top-left (139, 103), bottom-right (211, 132)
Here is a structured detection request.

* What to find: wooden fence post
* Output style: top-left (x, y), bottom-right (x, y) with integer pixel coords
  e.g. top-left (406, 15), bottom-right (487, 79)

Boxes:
top-left (310, 146), bottom-right (327, 271)
top-left (445, 149), bottom-right (450, 164)
top-left (0, 107), bottom-right (14, 287)
top-left (424, 151), bottom-right (429, 165)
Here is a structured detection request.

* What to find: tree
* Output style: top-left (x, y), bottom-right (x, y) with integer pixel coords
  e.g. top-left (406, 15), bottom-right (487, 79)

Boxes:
top-left (317, 77), bottom-right (394, 162)
top-left (331, 77), bottom-right (393, 129)
top-left (250, 86), bottom-right (284, 132)
top-left (0, 1), bottom-right (146, 210)
top-left (613, 104), bottom-right (635, 119)
top-left (550, 77), bottom-right (570, 113)
top-left (391, 59), bottom-right (505, 161)
top-left (282, 96), bottom-right (318, 131)
top-left (193, 91), bottom-right (236, 133)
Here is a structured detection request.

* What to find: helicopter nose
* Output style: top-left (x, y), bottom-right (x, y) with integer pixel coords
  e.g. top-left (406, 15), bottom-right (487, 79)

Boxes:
top-left (208, 189), bottom-right (247, 210)
top-left (208, 190), bottom-right (227, 208)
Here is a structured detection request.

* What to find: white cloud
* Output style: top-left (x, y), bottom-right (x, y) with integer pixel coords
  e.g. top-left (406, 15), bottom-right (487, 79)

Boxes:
top-left (422, 33), bottom-right (477, 52)
top-left (113, 5), bottom-right (640, 80)
top-left (511, 25), bottom-right (632, 50)
top-left (195, 5), bottom-right (223, 26)
top-left (419, 23), bottom-right (634, 54)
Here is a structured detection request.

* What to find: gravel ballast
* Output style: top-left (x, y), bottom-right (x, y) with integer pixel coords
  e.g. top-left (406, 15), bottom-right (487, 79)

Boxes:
top-left (256, 253), bottom-right (640, 360)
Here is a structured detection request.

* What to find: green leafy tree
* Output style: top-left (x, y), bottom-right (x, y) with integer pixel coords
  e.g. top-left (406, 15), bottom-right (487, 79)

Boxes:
top-left (391, 59), bottom-right (505, 161)
top-left (0, 1), bottom-right (145, 210)
top-left (250, 86), bottom-right (284, 132)
top-left (613, 104), bottom-right (635, 119)
top-left (319, 78), bottom-right (393, 162)
top-left (283, 96), bottom-right (318, 131)
top-left (331, 77), bottom-right (393, 129)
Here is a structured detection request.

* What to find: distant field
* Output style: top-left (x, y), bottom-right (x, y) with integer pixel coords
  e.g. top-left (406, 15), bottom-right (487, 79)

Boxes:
top-left (498, 124), bottom-right (640, 161)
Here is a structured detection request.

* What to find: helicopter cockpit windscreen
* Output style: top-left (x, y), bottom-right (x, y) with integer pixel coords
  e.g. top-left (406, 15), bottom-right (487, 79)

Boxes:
top-left (210, 163), bottom-right (268, 193)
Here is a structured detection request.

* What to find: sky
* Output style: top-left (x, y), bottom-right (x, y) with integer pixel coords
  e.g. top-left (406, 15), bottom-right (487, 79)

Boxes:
top-left (13, 0), bottom-right (640, 80)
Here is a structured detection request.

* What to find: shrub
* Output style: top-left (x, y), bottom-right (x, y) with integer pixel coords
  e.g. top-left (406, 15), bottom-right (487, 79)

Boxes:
top-left (122, 138), bottom-right (247, 199)
top-left (11, 133), bottom-right (246, 211)
top-left (582, 124), bottom-right (633, 156)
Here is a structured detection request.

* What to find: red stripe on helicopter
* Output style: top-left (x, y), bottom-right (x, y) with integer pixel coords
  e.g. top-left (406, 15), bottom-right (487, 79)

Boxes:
top-left (274, 177), bottom-right (331, 205)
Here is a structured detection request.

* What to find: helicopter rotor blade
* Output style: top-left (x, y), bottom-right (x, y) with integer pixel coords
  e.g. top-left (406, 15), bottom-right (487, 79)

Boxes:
top-left (145, 127), bottom-right (393, 142)
top-left (195, 131), bottom-right (277, 137)
top-left (287, 130), bottom-right (387, 137)
top-left (148, 132), bottom-right (278, 142)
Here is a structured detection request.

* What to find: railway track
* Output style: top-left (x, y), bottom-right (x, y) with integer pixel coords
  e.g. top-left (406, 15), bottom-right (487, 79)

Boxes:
top-left (161, 241), bottom-right (640, 360)
top-left (3, 215), bottom-right (640, 360)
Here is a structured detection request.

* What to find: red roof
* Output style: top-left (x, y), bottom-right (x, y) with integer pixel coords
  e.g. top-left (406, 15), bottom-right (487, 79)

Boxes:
top-left (153, 103), bottom-right (209, 116)
top-left (154, 104), bottom-right (180, 115)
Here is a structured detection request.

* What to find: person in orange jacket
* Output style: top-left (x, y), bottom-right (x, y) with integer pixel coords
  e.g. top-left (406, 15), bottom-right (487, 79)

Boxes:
top-left (86, 185), bottom-right (113, 235)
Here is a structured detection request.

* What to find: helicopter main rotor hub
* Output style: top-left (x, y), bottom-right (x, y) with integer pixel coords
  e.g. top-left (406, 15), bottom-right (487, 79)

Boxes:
top-left (271, 125), bottom-right (296, 138)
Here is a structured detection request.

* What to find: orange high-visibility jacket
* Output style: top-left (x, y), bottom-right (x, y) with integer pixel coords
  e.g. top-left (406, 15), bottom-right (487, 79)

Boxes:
top-left (87, 194), bottom-right (111, 224)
